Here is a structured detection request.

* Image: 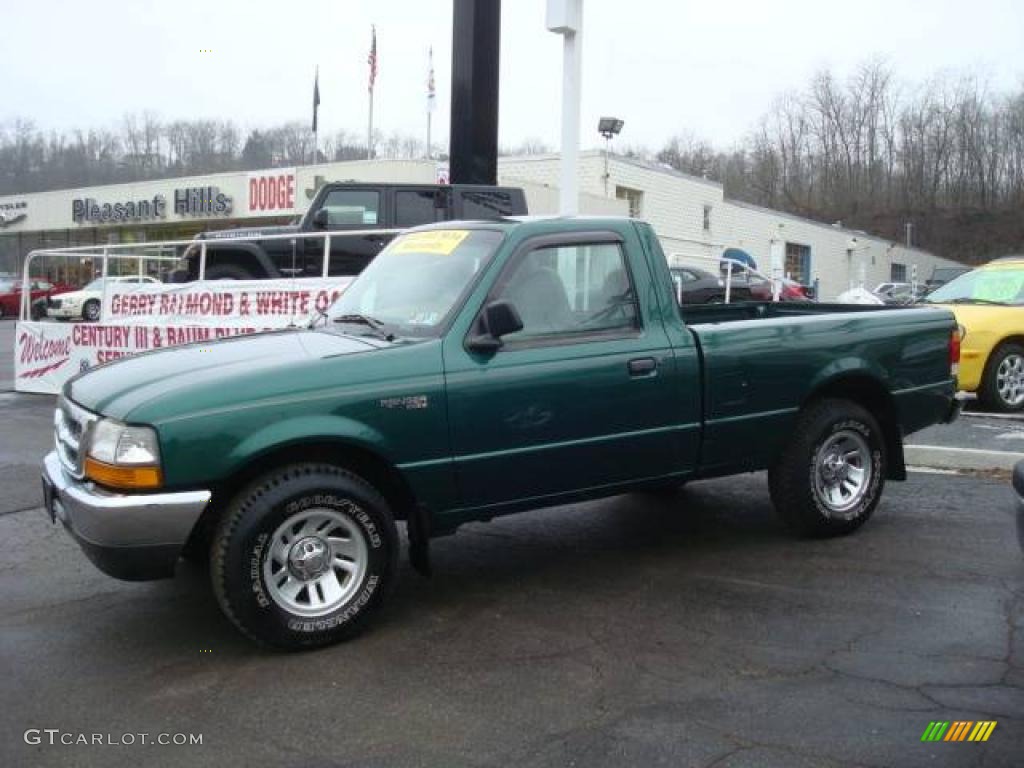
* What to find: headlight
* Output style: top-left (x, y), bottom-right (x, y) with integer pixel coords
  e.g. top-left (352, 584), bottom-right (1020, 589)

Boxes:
top-left (84, 419), bottom-right (162, 489)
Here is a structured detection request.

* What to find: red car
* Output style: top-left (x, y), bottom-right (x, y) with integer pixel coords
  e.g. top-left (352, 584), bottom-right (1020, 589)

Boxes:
top-left (0, 278), bottom-right (75, 320)
top-left (726, 271), bottom-right (814, 302)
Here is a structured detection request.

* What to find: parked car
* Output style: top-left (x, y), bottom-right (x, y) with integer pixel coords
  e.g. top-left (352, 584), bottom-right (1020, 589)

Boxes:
top-left (925, 266), bottom-right (972, 291)
top-left (670, 266), bottom-right (755, 304)
top-left (738, 272), bottom-right (814, 302)
top-left (0, 278), bottom-right (74, 320)
top-left (924, 257), bottom-right (1024, 411)
top-left (1015, 460), bottom-right (1024, 507)
top-left (182, 182), bottom-right (528, 281)
top-left (42, 216), bottom-right (959, 649)
top-left (46, 276), bottom-right (160, 322)
top-left (873, 282), bottom-right (929, 305)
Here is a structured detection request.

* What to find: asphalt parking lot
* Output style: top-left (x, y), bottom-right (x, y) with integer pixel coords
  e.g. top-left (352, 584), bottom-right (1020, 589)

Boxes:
top-left (1, 319), bottom-right (1022, 767)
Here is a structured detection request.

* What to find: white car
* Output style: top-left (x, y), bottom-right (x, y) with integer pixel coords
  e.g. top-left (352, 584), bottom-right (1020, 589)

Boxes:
top-left (46, 276), bottom-right (160, 322)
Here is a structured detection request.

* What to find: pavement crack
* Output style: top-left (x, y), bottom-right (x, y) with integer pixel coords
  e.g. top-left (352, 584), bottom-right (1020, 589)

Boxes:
top-left (0, 504), bottom-right (43, 518)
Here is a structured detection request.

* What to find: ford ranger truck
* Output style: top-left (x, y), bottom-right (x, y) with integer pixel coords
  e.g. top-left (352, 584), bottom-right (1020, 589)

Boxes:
top-left (183, 182), bottom-right (528, 280)
top-left (42, 217), bottom-right (961, 649)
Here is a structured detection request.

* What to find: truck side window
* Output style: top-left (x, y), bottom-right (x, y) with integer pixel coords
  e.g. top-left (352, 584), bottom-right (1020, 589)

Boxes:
top-left (462, 190), bottom-right (515, 218)
top-left (495, 241), bottom-right (638, 342)
top-left (395, 190), bottom-right (444, 228)
top-left (319, 190), bottom-right (381, 230)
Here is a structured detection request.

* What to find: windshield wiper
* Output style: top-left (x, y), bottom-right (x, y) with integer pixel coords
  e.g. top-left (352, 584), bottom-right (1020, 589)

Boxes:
top-left (944, 297), bottom-right (1008, 306)
top-left (333, 313), bottom-right (396, 341)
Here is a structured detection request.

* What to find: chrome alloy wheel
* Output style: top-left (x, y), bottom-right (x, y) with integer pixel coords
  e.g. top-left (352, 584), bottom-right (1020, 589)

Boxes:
top-left (996, 354), bottom-right (1024, 407)
top-left (263, 507), bottom-right (369, 617)
top-left (812, 430), bottom-right (872, 518)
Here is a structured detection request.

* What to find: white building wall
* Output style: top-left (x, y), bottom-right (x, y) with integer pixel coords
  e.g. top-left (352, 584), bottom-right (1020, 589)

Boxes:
top-left (500, 151), bottom-right (963, 300)
top-left (717, 201), bottom-right (960, 299)
top-left (1, 151), bottom-right (964, 297)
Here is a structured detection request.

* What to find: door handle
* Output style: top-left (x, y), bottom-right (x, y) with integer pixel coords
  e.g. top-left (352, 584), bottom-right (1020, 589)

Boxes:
top-left (627, 357), bottom-right (658, 377)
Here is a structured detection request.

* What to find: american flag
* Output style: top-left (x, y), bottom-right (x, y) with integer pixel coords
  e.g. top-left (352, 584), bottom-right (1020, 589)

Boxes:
top-left (368, 26), bottom-right (378, 93)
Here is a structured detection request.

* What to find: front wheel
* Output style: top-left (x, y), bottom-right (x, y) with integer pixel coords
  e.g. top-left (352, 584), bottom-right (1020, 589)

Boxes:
top-left (769, 398), bottom-right (885, 537)
top-left (211, 464), bottom-right (398, 650)
top-left (83, 299), bottom-right (100, 322)
top-left (979, 343), bottom-right (1024, 412)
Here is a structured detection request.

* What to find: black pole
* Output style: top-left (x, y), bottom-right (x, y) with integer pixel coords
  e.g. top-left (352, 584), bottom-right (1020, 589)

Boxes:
top-left (449, 0), bottom-right (501, 185)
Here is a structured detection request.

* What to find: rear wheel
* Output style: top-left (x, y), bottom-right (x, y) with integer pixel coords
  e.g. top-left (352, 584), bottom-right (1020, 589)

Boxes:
top-left (211, 463), bottom-right (398, 650)
top-left (769, 398), bottom-right (885, 537)
top-left (979, 343), bottom-right (1024, 412)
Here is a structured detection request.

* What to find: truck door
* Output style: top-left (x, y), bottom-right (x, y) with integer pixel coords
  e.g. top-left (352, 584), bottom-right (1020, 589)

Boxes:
top-left (305, 188), bottom-right (389, 276)
top-left (443, 230), bottom-right (686, 509)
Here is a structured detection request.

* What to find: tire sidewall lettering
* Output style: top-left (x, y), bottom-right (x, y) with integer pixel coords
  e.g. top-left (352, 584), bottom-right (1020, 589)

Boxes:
top-left (243, 490), bottom-right (384, 630)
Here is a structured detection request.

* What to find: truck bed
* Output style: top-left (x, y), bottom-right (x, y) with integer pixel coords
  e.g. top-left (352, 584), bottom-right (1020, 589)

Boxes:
top-left (680, 301), bottom-right (908, 326)
top-left (680, 301), bottom-right (956, 478)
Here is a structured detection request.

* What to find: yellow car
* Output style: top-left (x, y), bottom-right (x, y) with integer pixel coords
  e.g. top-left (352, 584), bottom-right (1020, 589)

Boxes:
top-left (925, 256), bottom-right (1024, 411)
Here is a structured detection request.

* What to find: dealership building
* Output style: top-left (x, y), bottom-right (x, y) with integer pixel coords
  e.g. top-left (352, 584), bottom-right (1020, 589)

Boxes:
top-left (0, 152), bottom-right (961, 300)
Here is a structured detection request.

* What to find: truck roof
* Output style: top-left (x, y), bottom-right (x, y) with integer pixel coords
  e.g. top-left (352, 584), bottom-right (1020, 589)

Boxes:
top-left (407, 215), bottom-right (639, 234)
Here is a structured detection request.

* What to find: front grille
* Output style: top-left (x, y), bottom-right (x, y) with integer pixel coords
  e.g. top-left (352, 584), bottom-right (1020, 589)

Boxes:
top-left (48, 298), bottom-right (61, 308)
top-left (55, 396), bottom-right (96, 478)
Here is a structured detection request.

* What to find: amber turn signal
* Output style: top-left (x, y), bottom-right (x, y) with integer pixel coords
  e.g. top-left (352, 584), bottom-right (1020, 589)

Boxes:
top-left (84, 457), bottom-right (163, 490)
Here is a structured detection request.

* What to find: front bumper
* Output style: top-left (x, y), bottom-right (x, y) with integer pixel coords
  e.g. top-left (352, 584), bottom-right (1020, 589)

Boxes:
top-left (46, 305), bottom-right (80, 319)
top-left (41, 451), bottom-right (211, 581)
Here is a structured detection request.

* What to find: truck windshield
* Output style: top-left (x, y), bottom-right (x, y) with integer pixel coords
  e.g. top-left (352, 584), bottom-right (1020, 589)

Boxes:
top-left (327, 229), bottom-right (504, 338)
top-left (926, 266), bottom-right (1024, 306)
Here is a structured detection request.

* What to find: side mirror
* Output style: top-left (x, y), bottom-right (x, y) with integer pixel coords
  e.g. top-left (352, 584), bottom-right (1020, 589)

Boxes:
top-left (311, 208), bottom-right (329, 230)
top-left (467, 300), bottom-right (524, 353)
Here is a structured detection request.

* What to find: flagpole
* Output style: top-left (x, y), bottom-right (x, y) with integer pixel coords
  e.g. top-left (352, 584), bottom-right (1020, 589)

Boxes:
top-left (367, 26), bottom-right (376, 160)
top-left (426, 47), bottom-right (434, 159)
top-left (367, 90), bottom-right (374, 160)
top-left (313, 68), bottom-right (319, 166)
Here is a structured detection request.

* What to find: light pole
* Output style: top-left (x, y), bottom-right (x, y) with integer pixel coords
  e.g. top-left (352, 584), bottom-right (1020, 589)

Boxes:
top-left (598, 117), bottom-right (624, 197)
top-left (547, 0), bottom-right (583, 215)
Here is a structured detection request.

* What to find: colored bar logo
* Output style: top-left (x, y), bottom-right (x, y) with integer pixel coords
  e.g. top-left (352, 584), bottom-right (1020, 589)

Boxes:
top-left (921, 721), bottom-right (997, 742)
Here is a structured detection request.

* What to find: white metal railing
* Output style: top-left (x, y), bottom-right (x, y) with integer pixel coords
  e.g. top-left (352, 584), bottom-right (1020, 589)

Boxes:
top-left (667, 252), bottom-right (785, 304)
top-left (18, 227), bottom-right (403, 320)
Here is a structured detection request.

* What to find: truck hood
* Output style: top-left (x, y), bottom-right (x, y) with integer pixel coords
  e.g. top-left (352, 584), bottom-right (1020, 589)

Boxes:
top-left (67, 329), bottom-right (380, 420)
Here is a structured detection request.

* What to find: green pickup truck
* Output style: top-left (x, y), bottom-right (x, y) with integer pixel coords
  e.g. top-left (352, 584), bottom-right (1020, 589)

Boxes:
top-left (42, 217), bottom-right (960, 649)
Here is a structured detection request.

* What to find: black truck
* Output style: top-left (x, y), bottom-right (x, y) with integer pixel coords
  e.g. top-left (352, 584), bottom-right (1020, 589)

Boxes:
top-left (184, 182), bottom-right (528, 281)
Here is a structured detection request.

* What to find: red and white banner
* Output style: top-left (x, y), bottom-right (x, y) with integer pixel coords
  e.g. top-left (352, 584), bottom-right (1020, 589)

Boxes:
top-left (17, 277), bottom-right (355, 395)
top-left (15, 321), bottom-right (284, 395)
top-left (101, 277), bottom-right (354, 326)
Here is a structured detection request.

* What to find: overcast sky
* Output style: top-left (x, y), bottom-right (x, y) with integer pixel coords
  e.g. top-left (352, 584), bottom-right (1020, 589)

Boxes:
top-left (1, 0), bottom-right (1021, 151)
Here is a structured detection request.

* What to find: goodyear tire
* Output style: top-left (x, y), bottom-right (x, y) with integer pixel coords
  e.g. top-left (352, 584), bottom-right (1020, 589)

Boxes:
top-left (211, 464), bottom-right (398, 650)
top-left (769, 398), bottom-right (885, 537)
top-left (979, 343), bottom-right (1024, 413)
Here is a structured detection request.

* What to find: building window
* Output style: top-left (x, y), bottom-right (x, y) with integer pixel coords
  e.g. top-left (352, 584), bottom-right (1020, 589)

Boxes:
top-left (891, 263), bottom-right (907, 282)
top-left (784, 242), bottom-right (811, 284)
top-left (615, 186), bottom-right (643, 219)
top-left (702, 204), bottom-right (712, 232)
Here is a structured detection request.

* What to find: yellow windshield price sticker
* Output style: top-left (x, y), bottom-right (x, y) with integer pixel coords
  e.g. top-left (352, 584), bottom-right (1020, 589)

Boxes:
top-left (974, 272), bottom-right (1024, 303)
top-left (390, 230), bottom-right (470, 256)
